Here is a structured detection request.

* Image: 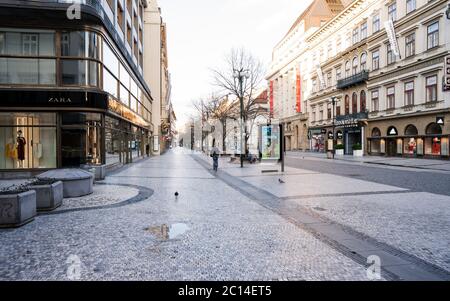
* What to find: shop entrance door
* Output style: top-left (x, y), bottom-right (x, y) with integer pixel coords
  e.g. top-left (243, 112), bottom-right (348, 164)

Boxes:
top-left (386, 139), bottom-right (397, 156)
top-left (345, 130), bottom-right (361, 155)
top-left (61, 128), bottom-right (87, 167)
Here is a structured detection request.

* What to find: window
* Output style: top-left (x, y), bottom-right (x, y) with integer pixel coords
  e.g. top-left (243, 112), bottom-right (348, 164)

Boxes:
top-left (426, 75), bottom-right (437, 102)
top-left (327, 108), bottom-right (332, 119)
top-left (406, 0), bottom-right (416, 14)
top-left (352, 93), bottom-right (358, 114)
top-left (0, 58), bottom-right (55, 85)
top-left (61, 60), bottom-right (98, 86)
top-left (336, 105), bottom-right (341, 116)
top-left (336, 67), bottom-right (341, 81)
top-left (373, 14), bottom-right (380, 33)
top-left (344, 95), bottom-right (350, 115)
top-left (427, 22), bottom-right (439, 49)
top-left (387, 44), bottom-right (396, 65)
top-left (319, 109), bottom-right (323, 121)
top-left (388, 3), bottom-right (397, 22)
top-left (405, 33), bottom-right (415, 57)
top-left (327, 43), bottom-right (332, 57)
top-left (117, 3), bottom-right (124, 32)
top-left (126, 0), bottom-right (132, 15)
top-left (360, 22), bottom-right (367, 40)
top-left (404, 81), bottom-right (414, 106)
top-left (22, 34), bottom-right (38, 56)
top-left (371, 90), bottom-right (379, 111)
top-left (345, 61), bottom-right (351, 77)
top-left (336, 38), bottom-right (341, 53)
top-left (0, 113), bottom-right (57, 169)
top-left (360, 53), bottom-right (367, 71)
top-left (352, 28), bottom-right (359, 44)
top-left (127, 24), bottom-right (132, 47)
top-left (103, 42), bottom-right (119, 77)
top-left (387, 86), bottom-right (395, 109)
top-left (134, 39), bottom-right (138, 60)
top-left (0, 33), bottom-right (4, 54)
top-left (360, 91), bottom-right (366, 112)
top-left (352, 57), bottom-right (358, 75)
top-left (327, 72), bottom-right (332, 88)
top-left (120, 84), bottom-right (130, 105)
top-left (103, 67), bottom-right (118, 98)
top-left (312, 78), bottom-right (317, 93)
top-left (61, 31), bottom-right (99, 59)
top-left (372, 50), bottom-right (379, 70)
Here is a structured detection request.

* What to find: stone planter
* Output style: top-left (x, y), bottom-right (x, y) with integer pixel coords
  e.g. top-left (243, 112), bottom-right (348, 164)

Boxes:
top-left (353, 150), bottom-right (363, 157)
top-left (37, 169), bottom-right (94, 198)
top-left (30, 181), bottom-right (63, 211)
top-left (0, 190), bottom-right (36, 228)
top-left (335, 149), bottom-right (344, 156)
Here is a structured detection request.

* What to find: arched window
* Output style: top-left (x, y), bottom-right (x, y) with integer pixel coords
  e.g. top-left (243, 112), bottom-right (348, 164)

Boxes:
top-left (372, 128), bottom-right (381, 137)
top-left (360, 53), bottom-right (367, 71)
top-left (345, 61), bottom-right (351, 77)
top-left (405, 125), bottom-right (418, 136)
top-left (345, 95), bottom-right (350, 115)
top-left (426, 123), bottom-right (442, 135)
top-left (352, 57), bottom-right (358, 74)
top-left (352, 92), bottom-right (358, 113)
top-left (360, 90), bottom-right (366, 112)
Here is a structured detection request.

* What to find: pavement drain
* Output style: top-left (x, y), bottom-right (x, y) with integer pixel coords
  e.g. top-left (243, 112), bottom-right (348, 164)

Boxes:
top-left (144, 223), bottom-right (189, 240)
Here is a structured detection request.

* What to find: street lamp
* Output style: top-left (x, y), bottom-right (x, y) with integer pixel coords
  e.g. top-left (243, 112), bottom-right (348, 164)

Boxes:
top-left (330, 96), bottom-right (338, 159)
top-left (233, 68), bottom-right (250, 168)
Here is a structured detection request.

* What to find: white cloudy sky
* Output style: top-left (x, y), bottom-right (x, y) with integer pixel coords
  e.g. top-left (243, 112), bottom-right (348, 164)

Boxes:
top-left (157, 0), bottom-right (313, 127)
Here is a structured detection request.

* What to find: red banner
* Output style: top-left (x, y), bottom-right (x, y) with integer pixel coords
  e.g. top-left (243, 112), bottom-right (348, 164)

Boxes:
top-left (269, 81), bottom-right (274, 118)
top-left (296, 70), bottom-right (301, 113)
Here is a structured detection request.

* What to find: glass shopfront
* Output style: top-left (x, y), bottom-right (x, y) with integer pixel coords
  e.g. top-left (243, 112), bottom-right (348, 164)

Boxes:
top-left (61, 112), bottom-right (103, 167)
top-left (0, 112), bottom-right (56, 169)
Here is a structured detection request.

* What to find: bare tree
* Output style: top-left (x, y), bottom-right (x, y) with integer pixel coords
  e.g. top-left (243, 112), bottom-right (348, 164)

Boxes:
top-left (211, 48), bottom-right (268, 155)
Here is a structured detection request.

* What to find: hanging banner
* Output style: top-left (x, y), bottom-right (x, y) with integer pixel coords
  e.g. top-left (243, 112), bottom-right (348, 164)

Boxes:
top-left (296, 66), bottom-right (302, 113)
top-left (385, 20), bottom-right (400, 57)
top-left (316, 64), bottom-right (326, 89)
top-left (445, 55), bottom-right (450, 91)
top-left (269, 81), bottom-right (274, 118)
top-left (261, 125), bottom-right (280, 160)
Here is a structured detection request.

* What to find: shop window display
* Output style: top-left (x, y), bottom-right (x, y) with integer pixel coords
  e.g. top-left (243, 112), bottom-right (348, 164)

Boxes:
top-left (0, 113), bottom-right (56, 169)
top-left (424, 123), bottom-right (442, 156)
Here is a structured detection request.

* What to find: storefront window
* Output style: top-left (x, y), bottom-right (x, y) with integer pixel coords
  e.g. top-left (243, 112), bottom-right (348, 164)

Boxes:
top-left (370, 128), bottom-right (381, 153)
top-left (424, 123), bottom-right (442, 156)
top-left (105, 116), bottom-right (122, 166)
top-left (404, 138), bottom-right (417, 155)
top-left (61, 113), bottom-right (103, 167)
top-left (0, 113), bottom-right (56, 169)
top-left (103, 67), bottom-right (118, 98)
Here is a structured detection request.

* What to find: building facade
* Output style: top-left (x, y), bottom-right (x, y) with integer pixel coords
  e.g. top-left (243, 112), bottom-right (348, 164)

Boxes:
top-left (0, 0), bottom-right (154, 177)
top-left (266, 0), bottom-right (352, 152)
top-left (273, 0), bottom-right (450, 159)
top-left (143, 0), bottom-right (172, 155)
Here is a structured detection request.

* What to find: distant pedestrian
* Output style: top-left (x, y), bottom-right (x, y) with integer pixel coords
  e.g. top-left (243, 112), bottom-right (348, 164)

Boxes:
top-left (210, 144), bottom-right (220, 172)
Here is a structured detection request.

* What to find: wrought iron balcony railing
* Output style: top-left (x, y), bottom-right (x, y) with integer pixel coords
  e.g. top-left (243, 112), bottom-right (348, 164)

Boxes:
top-left (337, 70), bottom-right (369, 90)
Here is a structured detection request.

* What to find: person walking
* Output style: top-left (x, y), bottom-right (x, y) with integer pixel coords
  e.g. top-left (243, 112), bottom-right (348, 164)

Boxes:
top-left (210, 143), bottom-right (220, 172)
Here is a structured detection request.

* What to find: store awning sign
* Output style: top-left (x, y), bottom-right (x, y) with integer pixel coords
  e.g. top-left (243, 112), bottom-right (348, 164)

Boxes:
top-left (337, 131), bottom-right (343, 139)
top-left (436, 117), bottom-right (445, 126)
top-left (445, 55), bottom-right (450, 90)
top-left (388, 127), bottom-right (398, 136)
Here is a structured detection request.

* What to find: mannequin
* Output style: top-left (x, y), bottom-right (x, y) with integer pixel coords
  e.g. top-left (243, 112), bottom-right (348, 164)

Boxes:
top-left (16, 130), bottom-right (26, 168)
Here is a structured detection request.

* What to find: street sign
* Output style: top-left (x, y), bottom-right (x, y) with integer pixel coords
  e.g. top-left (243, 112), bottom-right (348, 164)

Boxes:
top-left (436, 116), bottom-right (445, 126)
top-left (388, 127), bottom-right (398, 136)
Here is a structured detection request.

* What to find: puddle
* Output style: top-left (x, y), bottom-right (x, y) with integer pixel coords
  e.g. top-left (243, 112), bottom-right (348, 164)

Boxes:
top-left (145, 223), bottom-right (189, 240)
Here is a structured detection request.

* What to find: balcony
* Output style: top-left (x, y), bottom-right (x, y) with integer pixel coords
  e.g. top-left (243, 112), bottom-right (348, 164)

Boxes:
top-left (337, 70), bottom-right (369, 90)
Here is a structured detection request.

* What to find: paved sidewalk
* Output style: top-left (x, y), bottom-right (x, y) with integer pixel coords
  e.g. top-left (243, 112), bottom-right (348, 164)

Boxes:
top-left (196, 151), bottom-right (450, 276)
top-left (287, 151), bottom-right (450, 172)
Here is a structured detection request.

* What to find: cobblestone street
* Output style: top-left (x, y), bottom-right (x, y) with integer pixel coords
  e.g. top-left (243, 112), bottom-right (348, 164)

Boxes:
top-left (1, 149), bottom-right (449, 281)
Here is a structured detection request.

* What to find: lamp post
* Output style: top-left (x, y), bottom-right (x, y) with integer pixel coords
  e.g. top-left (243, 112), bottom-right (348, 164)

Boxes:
top-left (233, 68), bottom-right (250, 168)
top-left (330, 96), bottom-right (338, 159)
